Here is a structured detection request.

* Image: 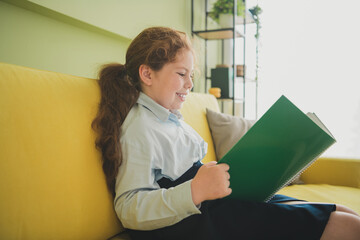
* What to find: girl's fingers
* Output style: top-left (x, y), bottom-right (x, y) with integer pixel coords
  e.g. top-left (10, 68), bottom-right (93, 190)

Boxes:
top-left (218, 163), bottom-right (229, 171)
top-left (204, 161), bottom-right (217, 166)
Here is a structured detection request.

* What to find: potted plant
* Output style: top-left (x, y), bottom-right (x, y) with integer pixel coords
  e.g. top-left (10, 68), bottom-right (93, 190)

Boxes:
top-left (209, 0), bottom-right (245, 28)
top-left (249, 5), bottom-right (262, 40)
top-left (249, 5), bottom-right (262, 83)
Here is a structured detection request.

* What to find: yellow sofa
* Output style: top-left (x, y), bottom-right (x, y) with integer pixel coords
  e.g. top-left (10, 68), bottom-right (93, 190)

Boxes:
top-left (0, 62), bottom-right (359, 240)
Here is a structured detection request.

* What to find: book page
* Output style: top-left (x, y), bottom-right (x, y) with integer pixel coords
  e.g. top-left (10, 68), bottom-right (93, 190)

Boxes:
top-left (307, 112), bottom-right (335, 139)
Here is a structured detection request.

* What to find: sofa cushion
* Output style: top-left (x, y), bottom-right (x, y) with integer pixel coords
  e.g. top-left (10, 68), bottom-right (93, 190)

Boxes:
top-left (279, 184), bottom-right (360, 214)
top-left (206, 108), bottom-right (255, 160)
top-left (0, 62), bottom-right (122, 239)
top-left (180, 93), bottom-right (220, 163)
top-left (301, 157), bottom-right (360, 188)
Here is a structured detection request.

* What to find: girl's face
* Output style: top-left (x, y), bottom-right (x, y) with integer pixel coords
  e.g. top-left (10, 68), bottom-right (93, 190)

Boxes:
top-left (142, 49), bottom-right (194, 110)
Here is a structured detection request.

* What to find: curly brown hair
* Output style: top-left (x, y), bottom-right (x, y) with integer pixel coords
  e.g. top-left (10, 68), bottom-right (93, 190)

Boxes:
top-left (91, 27), bottom-right (193, 197)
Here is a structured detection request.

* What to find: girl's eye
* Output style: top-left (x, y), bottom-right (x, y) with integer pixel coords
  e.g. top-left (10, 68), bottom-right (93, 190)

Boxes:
top-left (177, 73), bottom-right (185, 77)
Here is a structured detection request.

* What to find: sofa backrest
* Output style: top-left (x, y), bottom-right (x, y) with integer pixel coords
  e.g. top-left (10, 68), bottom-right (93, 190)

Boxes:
top-left (180, 92), bottom-right (219, 163)
top-left (0, 63), bottom-right (122, 239)
top-left (0, 62), bottom-right (219, 239)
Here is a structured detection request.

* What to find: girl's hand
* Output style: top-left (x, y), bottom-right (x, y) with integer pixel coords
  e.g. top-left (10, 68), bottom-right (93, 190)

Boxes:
top-left (191, 161), bottom-right (232, 205)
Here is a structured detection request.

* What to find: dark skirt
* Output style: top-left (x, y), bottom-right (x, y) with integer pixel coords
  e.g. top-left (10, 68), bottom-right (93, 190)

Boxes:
top-left (129, 161), bottom-right (335, 240)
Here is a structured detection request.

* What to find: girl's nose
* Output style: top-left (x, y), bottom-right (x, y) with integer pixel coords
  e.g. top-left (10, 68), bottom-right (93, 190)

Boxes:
top-left (185, 75), bottom-right (193, 91)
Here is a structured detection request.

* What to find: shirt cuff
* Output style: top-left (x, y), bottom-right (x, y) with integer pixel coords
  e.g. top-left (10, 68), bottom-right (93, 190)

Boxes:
top-left (171, 180), bottom-right (202, 215)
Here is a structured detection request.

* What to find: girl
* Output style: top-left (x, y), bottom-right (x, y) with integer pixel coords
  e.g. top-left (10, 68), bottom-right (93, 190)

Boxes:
top-left (92, 27), bottom-right (360, 240)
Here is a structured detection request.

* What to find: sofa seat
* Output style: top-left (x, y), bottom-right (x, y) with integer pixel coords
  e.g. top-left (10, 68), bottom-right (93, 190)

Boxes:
top-left (1, 62), bottom-right (359, 240)
top-left (279, 184), bottom-right (360, 213)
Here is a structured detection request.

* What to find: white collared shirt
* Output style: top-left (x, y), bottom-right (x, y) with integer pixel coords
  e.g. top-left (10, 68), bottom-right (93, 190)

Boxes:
top-left (114, 92), bottom-right (207, 230)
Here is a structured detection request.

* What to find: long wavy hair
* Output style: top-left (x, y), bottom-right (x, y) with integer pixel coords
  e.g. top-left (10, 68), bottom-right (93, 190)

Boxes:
top-left (91, 27), bottom-right (193, 197)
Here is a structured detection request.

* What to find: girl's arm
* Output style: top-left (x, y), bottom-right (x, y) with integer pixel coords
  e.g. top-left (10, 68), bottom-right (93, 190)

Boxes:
top-left (115, 180), bottom-right (200, 230)
top-left (114, 141), bottom-right (201, 230)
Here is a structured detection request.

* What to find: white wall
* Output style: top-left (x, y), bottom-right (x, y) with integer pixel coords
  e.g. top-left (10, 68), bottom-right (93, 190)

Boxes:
top-left (254, 0), bottom-right (360, 158)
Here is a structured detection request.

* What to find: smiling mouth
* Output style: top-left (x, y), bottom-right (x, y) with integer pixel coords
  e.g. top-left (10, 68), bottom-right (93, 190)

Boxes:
top-left (176, 93), bottom-right (187, 101)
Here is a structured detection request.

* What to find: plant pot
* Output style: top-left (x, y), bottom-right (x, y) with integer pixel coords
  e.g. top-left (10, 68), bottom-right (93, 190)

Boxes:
top-left (219, 13), bottom-right (234, 28)
top-left (218, 12), bottom-right (255, 27)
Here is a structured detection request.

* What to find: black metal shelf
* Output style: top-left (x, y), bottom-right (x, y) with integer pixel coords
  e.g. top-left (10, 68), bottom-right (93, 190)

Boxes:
top-left (217, 97), bottom-right (244, 101)
top-left (192, 28), bottom-right (244, 40)
top-left (205, 10), bottom-right (256, 24)
top-left (191, 0), bottom-right (258, 118)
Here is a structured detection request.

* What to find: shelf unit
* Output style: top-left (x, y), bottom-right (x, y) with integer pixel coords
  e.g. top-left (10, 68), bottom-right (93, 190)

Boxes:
top-left (191, 0), bottom-right (258, 118)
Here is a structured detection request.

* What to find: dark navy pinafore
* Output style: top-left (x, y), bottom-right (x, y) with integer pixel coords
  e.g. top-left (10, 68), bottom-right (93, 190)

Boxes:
top-left (129, 161), bottom-right (335, 240)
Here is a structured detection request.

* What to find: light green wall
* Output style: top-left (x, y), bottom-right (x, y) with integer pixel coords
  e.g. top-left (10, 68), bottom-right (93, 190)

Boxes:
top-left (0, 0), bottom-right (193, 79)
top-left (0, 0), bottom-right (212, 92)
top-left (0, 0), bottom-right (130, 78)
top-left (28, 0), bottom-right (192, 40)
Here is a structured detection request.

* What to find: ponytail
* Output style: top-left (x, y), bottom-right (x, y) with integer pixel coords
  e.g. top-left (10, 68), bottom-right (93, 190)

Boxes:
top-left (92, 63), bottom-right (139, 197)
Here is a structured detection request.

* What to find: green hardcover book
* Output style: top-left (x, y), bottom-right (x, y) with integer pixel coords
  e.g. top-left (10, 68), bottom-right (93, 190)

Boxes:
top-left (218, 95), bottom-right (336, 202)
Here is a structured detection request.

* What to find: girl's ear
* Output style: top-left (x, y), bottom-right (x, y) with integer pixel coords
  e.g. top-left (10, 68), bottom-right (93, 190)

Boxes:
top-left (139, 64), bottom-right (152, 86)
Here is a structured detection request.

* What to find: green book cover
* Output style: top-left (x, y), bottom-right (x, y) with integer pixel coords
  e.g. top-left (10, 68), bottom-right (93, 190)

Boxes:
top-left (218, 95), bottom-right (336, 202)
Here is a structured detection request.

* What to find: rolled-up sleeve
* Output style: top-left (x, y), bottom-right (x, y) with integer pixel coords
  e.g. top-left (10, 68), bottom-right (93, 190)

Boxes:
top-left (115, 180), bottom-right (201, 230)
top-left (114, 140), bottom-right (201, 230)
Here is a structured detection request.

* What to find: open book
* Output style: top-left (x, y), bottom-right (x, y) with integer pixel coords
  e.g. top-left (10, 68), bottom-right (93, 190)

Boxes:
top-left (218, 95), bottom-right (336, 202)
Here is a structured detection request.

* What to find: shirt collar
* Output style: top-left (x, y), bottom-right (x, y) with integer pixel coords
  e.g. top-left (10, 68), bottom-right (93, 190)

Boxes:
top-left (137, 92), bottom-right (183, 123)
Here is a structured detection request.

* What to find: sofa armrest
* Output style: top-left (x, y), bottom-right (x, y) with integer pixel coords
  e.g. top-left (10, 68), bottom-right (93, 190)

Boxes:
top-left (301, 157), bottom-right (360, 188)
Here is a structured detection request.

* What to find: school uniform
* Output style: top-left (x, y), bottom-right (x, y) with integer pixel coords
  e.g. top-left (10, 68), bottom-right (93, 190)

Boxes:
top-left (114, 92), bottom-right (335, 240)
